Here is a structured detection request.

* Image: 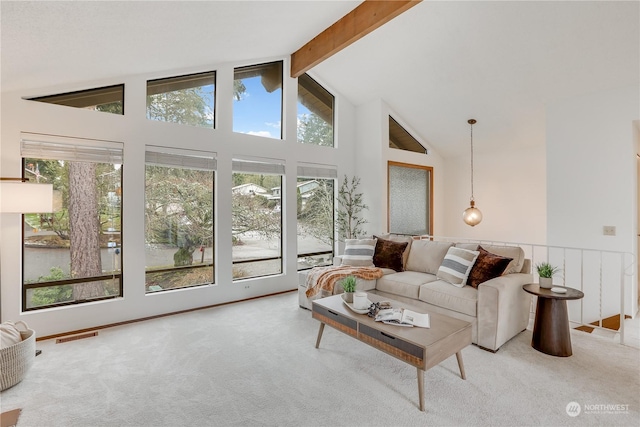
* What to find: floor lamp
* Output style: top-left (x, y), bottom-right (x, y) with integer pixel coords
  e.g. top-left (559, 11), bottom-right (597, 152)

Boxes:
top-left (0, 178), bottom-right (53, 355)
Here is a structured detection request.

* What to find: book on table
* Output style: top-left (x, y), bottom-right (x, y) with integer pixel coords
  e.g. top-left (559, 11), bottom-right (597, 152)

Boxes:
top-left (374, 308), bottom-right (430, 328)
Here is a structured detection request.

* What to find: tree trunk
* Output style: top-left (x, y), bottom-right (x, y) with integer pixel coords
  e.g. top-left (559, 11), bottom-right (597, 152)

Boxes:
top-left (69, 162), bottom-right (103, 300)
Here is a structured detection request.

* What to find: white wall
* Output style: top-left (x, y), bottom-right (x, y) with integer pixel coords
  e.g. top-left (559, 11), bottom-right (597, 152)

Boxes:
top-left (443, 144), bottom-right (547, 244)
top-left (353, 99), bottom-right (446, 237)
top-left (0, 57), bottom-right (358, 336)
top-left (547, 85), bottom-right (640, 318)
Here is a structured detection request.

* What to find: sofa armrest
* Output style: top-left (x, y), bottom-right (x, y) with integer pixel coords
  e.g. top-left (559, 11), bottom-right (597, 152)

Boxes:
top-left (333, 256), bottom-right (342, 266)
top-left (477, 272), bottom-right (532, 351)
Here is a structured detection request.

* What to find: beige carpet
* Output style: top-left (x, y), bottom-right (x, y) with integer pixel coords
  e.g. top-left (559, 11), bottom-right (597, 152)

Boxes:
top-left (0, 291), bottom-right (638, 426)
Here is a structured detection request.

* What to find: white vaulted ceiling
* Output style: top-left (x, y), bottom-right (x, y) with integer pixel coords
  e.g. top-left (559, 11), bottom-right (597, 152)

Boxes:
top-left (1, 0), bottom-right (638, 158)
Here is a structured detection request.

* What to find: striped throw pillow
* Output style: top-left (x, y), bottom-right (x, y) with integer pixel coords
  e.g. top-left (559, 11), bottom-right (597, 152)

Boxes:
top-left (437, 247), bottom-right (479, 287)
top-left (341, 238), bottom-right (377, 267)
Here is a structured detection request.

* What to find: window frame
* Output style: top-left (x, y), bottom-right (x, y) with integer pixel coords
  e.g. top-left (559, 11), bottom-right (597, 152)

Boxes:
top-left (146, 71), bottom-right (216, 129)
top-left (21, 135), bottom-right (124, 311)
top-left (296, 166), bottom-right (337, 270)
top-left (297, 73), bottom-right (335, 147)
top-left (233, 61), bottom-right (284, 140)
top-left (144, 146), bottom-right (217, 293)
top-left (26, 84), bottom-right (125, 114)
top-left (231, 158), bottom-right (285, 280)
top-left (387, 161), bottom-right (433, 236)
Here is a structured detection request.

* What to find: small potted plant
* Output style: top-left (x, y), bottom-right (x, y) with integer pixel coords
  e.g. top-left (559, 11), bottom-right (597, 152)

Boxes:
top-left (536, 262), bottom-right (560, 289)
top-left (341, 276), bottom-right (357, 303)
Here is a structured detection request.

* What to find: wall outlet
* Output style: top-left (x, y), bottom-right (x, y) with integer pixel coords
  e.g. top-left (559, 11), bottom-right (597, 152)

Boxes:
top-left (603, 225), bottom-right (616, 236)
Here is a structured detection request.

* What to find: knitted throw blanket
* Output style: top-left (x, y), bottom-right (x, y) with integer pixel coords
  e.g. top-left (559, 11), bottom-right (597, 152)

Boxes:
top-left (305, 265), bottom-right (384, 298)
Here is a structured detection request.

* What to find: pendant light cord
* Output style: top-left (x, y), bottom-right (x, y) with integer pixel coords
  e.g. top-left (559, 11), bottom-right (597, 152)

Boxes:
top-left (469, 120), bottom-right (474, 202)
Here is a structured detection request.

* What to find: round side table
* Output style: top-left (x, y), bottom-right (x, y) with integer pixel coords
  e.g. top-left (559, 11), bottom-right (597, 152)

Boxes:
top-left (522, 284), bottom-right (584, 357)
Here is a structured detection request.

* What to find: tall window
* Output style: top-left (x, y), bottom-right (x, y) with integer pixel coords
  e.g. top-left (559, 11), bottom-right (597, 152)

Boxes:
top-left (388, 162), bottom-right (433, 235)
top-left (147, 72), bottom-right (215, 128)
top-left (297, 165), bottom-right (336, 270)
top-left (297, 74), bottom-right (334, 147)
top-left (233, 61), bottom-right (283, 139)
top-left (27, 84), bottom-right (124, 115)
top-left (21, 134), bottom-right (123, 310)
top-left (232, 159), bottom-right (284, 279)
top-left (144, 147), bottom-right (215, 293)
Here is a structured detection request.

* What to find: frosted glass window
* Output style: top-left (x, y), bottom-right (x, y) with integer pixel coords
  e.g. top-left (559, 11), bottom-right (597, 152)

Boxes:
top-left (388, 163), bottom-right (432, 235)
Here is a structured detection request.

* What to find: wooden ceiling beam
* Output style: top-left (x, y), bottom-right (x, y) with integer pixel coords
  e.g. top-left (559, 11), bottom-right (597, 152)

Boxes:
top-left (290, 0), bottom-right (422, 78)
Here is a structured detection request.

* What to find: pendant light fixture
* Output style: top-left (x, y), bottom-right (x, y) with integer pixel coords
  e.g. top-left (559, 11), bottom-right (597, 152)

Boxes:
top-left (463, 119), bottom-right (482, 226)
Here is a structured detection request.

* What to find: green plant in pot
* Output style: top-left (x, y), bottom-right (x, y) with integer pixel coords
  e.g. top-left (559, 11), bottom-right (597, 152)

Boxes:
top-left (341, 276), bottom-right (357, 303)
top-left (536, 262), bottom-right (560, 289)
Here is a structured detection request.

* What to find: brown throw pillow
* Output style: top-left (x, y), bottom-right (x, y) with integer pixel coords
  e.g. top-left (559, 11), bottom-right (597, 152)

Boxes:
top-left (467, 246), bottom-right (513, 288)
top-left (373, 236), bottom-right (409, 272)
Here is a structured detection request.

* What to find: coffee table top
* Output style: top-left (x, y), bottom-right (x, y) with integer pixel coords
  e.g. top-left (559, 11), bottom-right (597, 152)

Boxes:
top-left (313, 293), bottom-right (471, 348)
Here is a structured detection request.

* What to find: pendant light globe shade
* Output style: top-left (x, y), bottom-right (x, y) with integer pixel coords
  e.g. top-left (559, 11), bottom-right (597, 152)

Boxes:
top-left (463, 118), bottom-right (482, 226)
top-left (463, 200), bottom-right (482, 227)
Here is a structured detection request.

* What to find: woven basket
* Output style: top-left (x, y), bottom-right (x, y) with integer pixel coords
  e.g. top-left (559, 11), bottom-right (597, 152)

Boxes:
top-left (0, 321), bottom-right (36, 391)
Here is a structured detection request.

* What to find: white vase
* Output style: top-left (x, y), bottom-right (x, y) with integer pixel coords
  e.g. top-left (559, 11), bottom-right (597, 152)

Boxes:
top-left (539, 277), bottom-right (553, 289)
top-left (342, 292), bottom-right (354, 303)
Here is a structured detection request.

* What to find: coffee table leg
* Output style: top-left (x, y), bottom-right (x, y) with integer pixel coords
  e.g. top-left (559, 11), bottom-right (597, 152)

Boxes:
top-left (417, 368), bottom-right (425, 412)
top-left (315, 323), bottom-right (325, 349)
top-left (456, 351), bottom-right (466, 380)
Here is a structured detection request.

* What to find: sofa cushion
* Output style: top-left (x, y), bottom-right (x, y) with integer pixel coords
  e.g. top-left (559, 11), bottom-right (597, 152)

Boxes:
top-left (419, 280), bottom-right (478, 317)
top-left (480, 245), bottom-right (525, 274)
top-left (375, 234), bottom-right (413, 269)
top-left (405, 240), bottom-right (454, 274)
top-left (467, 246), bottom-right (513, 288)
top-left (437, 247), bottom-right (479, 287)
top-left (376, 271), bottom-right (438, 299)
top-left (341, 238), bottom-right (377, 267)
top-left (373, 236), bottom-right (409, 271)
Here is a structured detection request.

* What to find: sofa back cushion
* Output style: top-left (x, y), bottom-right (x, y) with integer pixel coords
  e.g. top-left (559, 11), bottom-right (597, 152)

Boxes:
top-left (341, 238), bottom-right (377, 267)
top-left (373, 236), bottom-right (410, 271)
top-left (481, 245), bottom-right (525, 274)
top-left (456, 243), bottom-right (525, 274)
top-left (406, 240), bottom-right (453, 274)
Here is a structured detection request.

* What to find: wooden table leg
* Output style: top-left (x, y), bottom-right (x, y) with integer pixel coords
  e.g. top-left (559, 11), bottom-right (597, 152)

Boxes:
top-left (455, 351), bottom-right (466, 380)
top-left (315, 323), bottom-right (325, 349)
top-left (532, 298), bottom-right (572, 357)
top-left (417, 367), bottom-right (425, 412)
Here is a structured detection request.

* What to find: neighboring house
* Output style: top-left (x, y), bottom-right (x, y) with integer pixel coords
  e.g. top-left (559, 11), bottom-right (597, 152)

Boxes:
top-left (231, 183), bottom-right (270, 197)
top-left (268, 180), bottom-right (319, 209)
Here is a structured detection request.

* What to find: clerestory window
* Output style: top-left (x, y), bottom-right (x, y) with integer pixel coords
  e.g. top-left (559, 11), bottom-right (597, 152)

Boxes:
top-left (147, 72), bottom-right (216, 128)
top-left (297, 74), bottom-right (334, 147)
top-left (26, 85), bottom-right (124, 115)
top-left (233, 61), bottom-right (283, 139)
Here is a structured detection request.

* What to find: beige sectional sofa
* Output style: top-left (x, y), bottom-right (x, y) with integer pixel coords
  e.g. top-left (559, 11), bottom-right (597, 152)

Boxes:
top-left (298, 236), bottom-right (532, 352)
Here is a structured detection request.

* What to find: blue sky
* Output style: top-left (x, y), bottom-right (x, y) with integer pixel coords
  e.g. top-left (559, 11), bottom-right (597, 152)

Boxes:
top-left (233, 76), bottom-right (309, 139)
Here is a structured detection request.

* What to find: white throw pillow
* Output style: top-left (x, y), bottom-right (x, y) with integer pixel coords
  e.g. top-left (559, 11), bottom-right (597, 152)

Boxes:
top-left (0, 321), bottom-right (23, 349)
top-left (437, 247), bottom-right (479, 287)
top-left (341, 238), bottom-right (377, 267)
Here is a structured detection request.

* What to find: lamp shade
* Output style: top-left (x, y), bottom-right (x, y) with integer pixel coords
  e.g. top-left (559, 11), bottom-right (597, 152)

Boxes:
top-left (0, 181), bottom-right (54, 213)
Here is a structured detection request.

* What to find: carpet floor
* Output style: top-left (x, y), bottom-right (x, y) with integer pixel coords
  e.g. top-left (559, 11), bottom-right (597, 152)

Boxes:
top-left (1, 291), bottom-right (638, 426)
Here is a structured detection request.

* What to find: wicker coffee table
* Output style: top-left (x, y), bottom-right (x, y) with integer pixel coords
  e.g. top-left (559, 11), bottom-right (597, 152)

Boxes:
top-left (312, 293), bottom-right (471, 411)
